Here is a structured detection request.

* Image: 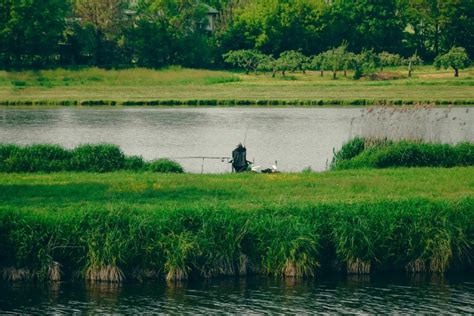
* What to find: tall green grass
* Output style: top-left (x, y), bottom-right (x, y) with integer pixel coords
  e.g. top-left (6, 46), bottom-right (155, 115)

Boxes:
top-left (331, 138), bottom-right (474, 170)
top-left (0, 144), bottom-right (183, 173)
top-left (0, 199), bottom-right (472, 282)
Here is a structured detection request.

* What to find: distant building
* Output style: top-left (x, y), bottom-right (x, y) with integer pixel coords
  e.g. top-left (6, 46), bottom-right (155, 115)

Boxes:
top-left (202, 4), bottom-right (219, 32)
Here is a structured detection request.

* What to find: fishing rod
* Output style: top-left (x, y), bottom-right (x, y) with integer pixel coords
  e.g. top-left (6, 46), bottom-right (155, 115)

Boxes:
top-left (243, 123), bottom-right (249, 147)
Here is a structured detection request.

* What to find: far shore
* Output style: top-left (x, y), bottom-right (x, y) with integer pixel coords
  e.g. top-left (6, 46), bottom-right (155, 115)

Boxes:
top-left (1, 66), bottom-right (473, 107)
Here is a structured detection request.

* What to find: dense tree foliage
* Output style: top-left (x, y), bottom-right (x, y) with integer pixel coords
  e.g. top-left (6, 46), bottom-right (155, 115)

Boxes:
top-left (0, 0), bottom-right (473, 69)
top-left (434, 47), bottom-right (471, 77)
top-left (0, 0), bottom-right (69, 68)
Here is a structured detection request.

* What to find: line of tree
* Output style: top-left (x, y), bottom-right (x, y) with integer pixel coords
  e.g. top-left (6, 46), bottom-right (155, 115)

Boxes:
top-left (0, 0), bottom-right (473, 69)
top-left (223, 46), bottom-right (470, 79)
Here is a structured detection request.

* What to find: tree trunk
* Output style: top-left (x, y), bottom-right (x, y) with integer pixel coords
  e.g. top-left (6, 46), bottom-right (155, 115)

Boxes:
top-left (344, 70), bottom-right (347, 77)
top-left (332, 71), bottom-right (337, 80)
top-left (95, 30), bottom-right (102, 66)
top-left (282, 70), bottom-right (286, 76)
top-left (454, 68), bottom-right (459, 77)
top-left (320, 70), bottom-right (323, 77)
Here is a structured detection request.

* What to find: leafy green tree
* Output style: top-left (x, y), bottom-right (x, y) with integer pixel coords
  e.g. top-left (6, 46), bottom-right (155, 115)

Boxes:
top-left (323, 42), bottom-right (350, 80)
top-left (146, 0), bottom-right (212, 67)
top-left (223, 50), bottom-right (266, 74)
top-left (353, 49), bottom-right (378, 80)
top-left (403, 0), bottom-right (474, 59)
top-left (219, 0), bottom-right (325, 56)
top-left (325, 0), bottom-right (405, 53)
top-left (73, 0), bottom-right (130, 66)
top-left (310, 53), bottom-right (326, 77)
top-left (257, 54), bottom-right (281, 77)
top-left (276, 50), bottom-right (309, 75)
top-left (378, 52), bottom-right (403, 71)
top-left (434, 47), bottom-right (470, 77)
top-left (0, 0), bottom-right (69, 68)
top-left (342, 52), bottom-right (357, 78)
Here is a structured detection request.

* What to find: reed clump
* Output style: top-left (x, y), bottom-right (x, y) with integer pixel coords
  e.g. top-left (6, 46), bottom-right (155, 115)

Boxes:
top-left (331, 138), bottom-right (474, 170)
top-left (0, 144), bottom-right (183, 173)
top-left (0, 199), bottom-right (471, 282)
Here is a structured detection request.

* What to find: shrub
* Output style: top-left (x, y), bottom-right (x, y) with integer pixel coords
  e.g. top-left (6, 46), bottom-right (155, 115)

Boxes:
top-left (0, 144), bottom-right (72, 172)
top-left (148, 159), bottom-right (184, 173)
top-left (71, 144), bottom-right (125, 172)
top-left (332, 138), bottom-right (474, 170)
top-left (124, 155), bottom-right (146, 171)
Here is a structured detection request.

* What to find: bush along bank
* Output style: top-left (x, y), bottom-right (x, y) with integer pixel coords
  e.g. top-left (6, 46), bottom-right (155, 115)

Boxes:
top-left (1, 99), bottom-right (474, 107)
top-left (0, 144), bottom-right (183, 173)
top-left (0, 199), bottom-right (472, 282)
top-left (331, 138), bottom-right (474, 170)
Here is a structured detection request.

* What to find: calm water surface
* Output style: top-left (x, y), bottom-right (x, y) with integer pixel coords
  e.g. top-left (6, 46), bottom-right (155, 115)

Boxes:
top-left (0, 107), bottom-right (472, 172)
top-left (1, 274), bottom-right (473, 313)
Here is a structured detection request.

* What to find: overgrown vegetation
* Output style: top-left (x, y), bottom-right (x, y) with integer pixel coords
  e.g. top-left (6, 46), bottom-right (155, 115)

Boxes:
top-left (331, 138), bottom-right (474, 170)
top-left (0, 144), bottom-right (183, 173)
top-left (0, 195), bottom-right (472, 282)
top-left (0, 169), bottom-right (472, 281)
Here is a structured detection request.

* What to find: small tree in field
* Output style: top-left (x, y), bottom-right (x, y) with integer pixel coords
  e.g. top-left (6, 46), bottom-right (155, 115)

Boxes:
top-left (310, 53), bottom-right (326, 77)
top-left (353, 49), bottom-right (378, 80)
top-left (223, 50), bottom-right (267, 74)
top-left (404, 52), bottom-right (423, 77)
top-left (277, 50), bottom-right (309, 76)
top-left (378, 52), bottom-right (403, 71)
top-left (324, 42), bottom-right (349, 80)
top-left (342, 52), bottom-right (356, 77)
top-left (258, 54), bottom-right (278, 77)
top-left (434, 47), bottom-right (471, 77)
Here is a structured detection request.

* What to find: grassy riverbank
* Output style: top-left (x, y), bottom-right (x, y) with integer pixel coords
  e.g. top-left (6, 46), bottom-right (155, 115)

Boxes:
top-left (1, 66), bottom-right (474, 106)
top-left (1, 169), bottom-right (473, 281)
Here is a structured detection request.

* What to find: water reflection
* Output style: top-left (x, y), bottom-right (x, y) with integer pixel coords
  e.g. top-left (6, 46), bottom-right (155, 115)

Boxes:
top-left (0, 107), bottom-right (472, 173)
top-left (1, 274), bottom-right (473, 313)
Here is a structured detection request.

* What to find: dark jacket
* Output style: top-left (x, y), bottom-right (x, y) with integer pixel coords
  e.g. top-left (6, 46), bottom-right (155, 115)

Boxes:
top-left (231, 146), bottom-right (249, 172)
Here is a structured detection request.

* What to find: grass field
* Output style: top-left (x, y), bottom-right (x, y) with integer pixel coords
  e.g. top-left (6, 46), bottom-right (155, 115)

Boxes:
top-left (1, 66), bottom-right (473, 105)
top-left (1, 168), bottom-right (473, 281)
top-left (1, 168), bottom-right (473, 212)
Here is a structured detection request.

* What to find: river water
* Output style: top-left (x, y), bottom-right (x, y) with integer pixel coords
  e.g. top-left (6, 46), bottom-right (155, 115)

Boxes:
top-left (0, 107), bottom-right (473, 172)
top-left (1, 274), bottom-right (473, 313)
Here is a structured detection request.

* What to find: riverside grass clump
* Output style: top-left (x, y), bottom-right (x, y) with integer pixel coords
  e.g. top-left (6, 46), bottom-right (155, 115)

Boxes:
top-left (0, 144), bottom-right (183, 173)
top-left (331, 138), bottom-right (474, 170)
top-left (0, 199), bottom-right (472, 282)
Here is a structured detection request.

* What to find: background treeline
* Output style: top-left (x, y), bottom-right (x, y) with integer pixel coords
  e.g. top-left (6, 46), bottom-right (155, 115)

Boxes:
top-left (0, 0), bottom-right (473, 69)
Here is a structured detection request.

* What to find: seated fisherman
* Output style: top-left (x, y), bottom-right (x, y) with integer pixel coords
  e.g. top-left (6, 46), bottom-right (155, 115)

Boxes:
top-left (229, 143), bottom-right (250, 172)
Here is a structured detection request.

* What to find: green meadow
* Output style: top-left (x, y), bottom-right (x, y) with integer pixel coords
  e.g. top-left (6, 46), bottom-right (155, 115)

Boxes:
top-left (1, 66), bottom-right (473, 105)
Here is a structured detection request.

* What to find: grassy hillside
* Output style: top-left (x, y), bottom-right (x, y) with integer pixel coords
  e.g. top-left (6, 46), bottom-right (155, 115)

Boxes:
top-left (0, 66), bottom-right (473, 105)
